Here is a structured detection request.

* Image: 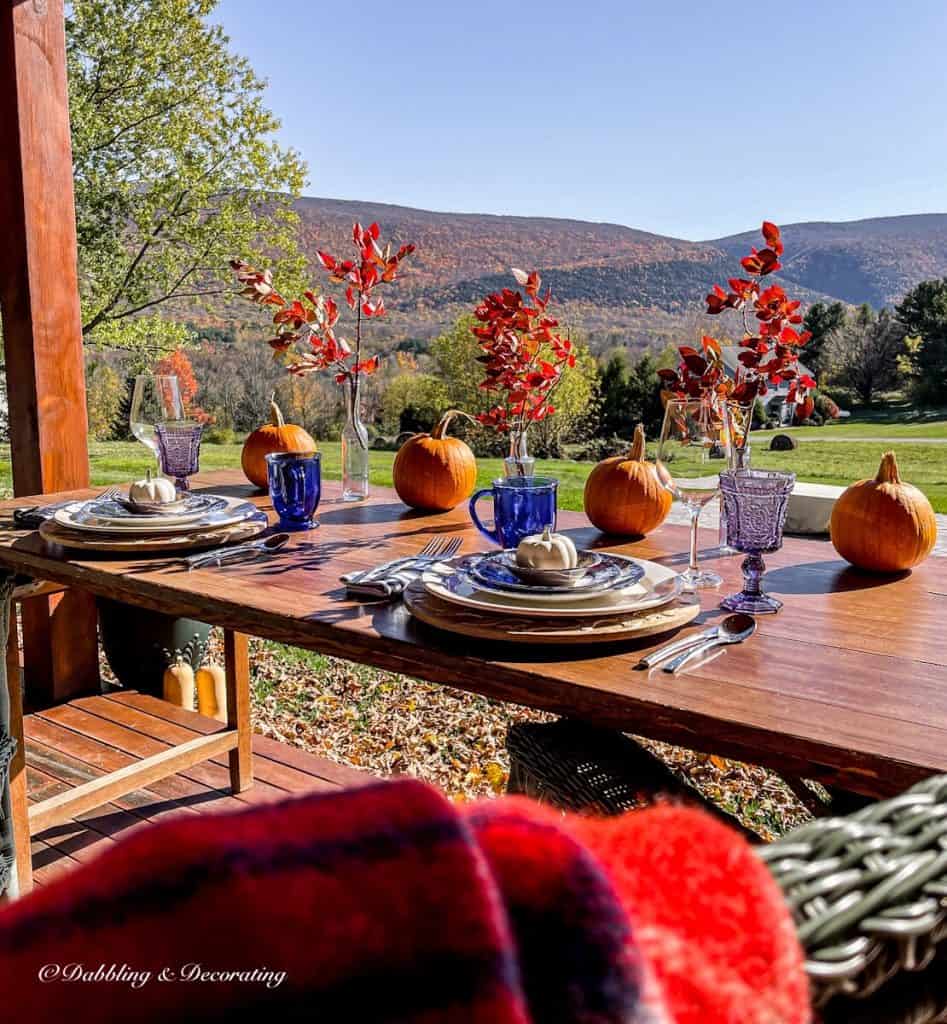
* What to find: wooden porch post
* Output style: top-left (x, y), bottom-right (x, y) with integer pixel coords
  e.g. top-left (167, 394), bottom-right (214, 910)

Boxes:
top-left (0, 0), bottom-right (100, 701)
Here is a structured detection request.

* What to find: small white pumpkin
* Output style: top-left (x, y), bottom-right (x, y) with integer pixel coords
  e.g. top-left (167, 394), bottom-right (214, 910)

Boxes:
top-left (129, 469), bottom-right (177, 505)
top-left (515, 526), bottom-right (578, 570)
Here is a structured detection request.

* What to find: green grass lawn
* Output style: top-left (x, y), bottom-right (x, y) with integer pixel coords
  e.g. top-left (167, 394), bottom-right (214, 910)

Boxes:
top-left (3, 435), bottom-right (946, 512)
top-left (754, 420), bottom-right (947, 440)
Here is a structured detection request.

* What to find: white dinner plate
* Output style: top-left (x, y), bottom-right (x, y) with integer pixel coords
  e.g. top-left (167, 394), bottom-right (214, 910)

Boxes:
top-left (53, 495), bottom-right (258, 534)
top-left (421, 557), bottom-right (681, 618)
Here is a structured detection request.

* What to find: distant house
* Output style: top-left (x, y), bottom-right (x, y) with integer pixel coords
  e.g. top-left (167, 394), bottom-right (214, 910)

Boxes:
top-left (718, 346), bottom-right (815, 400)
top-left (718, 346), bottom-right (818, 424)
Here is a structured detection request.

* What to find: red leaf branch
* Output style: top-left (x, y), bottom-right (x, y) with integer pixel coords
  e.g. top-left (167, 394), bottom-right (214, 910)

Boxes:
top-left (230, 222), bottom-right (415, 396)
top-left (472, 269), bottom-right (576, 437)
top-left (663, 222), bottom-right (815, 409)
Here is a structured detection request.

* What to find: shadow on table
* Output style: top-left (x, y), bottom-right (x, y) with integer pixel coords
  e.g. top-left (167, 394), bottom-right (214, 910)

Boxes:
top-left (317, 502), bottom-right (435, 527)
top-left (763, 560), bottom-right (909, 595)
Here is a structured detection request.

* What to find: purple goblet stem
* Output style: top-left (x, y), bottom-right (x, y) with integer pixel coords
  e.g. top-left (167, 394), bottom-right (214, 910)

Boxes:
top-left (740, 552), bottom-right (765, 599)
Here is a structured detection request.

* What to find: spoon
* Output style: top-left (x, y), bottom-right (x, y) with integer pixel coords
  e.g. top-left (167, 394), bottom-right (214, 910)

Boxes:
top-left (185, 532), bottom-right (290, 570)
top-left (661, 613), bottom-right (756, 674)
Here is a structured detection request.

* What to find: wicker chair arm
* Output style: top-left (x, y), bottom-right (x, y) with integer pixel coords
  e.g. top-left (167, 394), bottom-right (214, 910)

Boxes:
top-left (761, 775), bottom-right (947, 1007)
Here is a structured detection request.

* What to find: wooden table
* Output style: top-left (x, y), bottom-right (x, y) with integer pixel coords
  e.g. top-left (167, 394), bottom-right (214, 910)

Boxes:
top-left (1, 470), bottom-right (945, 886)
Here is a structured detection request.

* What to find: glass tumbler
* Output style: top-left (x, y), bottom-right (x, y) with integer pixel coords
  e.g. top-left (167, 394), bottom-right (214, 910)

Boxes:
top-left (266, 451), bottom-right (321, 531)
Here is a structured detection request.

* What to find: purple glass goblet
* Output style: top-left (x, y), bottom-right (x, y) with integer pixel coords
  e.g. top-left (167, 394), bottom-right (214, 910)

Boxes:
top-left (154, 422), bottom-right (205, 491)
top-left (719, 469), bottom-right (795, 615)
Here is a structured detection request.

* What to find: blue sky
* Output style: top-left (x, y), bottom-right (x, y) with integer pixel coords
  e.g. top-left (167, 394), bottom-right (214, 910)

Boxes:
top-left (215, 0), bottom-right (947, 239)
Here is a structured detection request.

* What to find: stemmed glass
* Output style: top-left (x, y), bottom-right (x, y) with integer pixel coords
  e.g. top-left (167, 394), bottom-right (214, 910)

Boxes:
top-left (129, 374), bottom-right (203, 491)
top-left (655, 397), bottom-right (732, 590)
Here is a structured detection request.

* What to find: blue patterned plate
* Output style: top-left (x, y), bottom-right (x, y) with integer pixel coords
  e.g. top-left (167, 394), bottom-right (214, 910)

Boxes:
top-left (461, 550), bottom-right (644, 601)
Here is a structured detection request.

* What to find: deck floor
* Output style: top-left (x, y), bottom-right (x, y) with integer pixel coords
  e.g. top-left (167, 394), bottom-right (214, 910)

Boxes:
top-left (24, 690), bottom-right (373, 886)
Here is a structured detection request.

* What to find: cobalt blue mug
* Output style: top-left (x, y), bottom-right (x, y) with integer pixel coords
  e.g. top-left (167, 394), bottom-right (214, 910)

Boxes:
top-left (468, 476), bottom-right (559, 549)
top-left (266, 450), bottom-right (321, 531)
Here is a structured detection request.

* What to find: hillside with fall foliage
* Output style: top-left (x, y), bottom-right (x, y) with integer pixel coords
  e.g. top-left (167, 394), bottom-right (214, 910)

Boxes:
top-left (197, 200), bottom-right (947, 353)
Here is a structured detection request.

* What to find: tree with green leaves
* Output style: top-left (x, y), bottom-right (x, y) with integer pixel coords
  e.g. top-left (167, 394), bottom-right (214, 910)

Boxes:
top-left (803, 301), bottom-right (848, 374)
top-left (597, 349), bottom-right (665, 439)
top-left (896, 279), bottom-right (947, 404)
top-left (429, 316), bottom-right (599, 457)
top-left (823, 307), bottom-right (905, 405)
top-left (68, 0), bottom-right (306, 356)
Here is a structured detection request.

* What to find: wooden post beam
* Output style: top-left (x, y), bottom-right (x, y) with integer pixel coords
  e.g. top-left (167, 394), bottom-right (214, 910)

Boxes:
top-left (0, 0), bottom-right (99, 701)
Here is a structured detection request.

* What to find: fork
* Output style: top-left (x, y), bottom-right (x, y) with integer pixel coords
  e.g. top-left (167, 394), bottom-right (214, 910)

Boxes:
top-left (346, 535), bottom-right (463, 584)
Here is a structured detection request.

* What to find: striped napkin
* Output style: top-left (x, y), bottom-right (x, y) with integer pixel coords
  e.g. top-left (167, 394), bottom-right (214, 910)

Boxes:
top-left (341, 558), bottom-right (432, 600)
top-left (13, 501), bottom-right (76, 530)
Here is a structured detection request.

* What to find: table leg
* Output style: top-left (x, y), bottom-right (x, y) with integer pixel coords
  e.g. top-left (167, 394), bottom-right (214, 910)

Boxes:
top-left (0, 572), bottom-right (22, 899)
top-left (6, 611), bottom-right (31, 895)
top-left (223, 630), bottom-right (252, 793)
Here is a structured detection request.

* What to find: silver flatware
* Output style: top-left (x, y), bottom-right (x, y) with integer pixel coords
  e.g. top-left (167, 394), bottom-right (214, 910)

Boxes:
top-left (662, 613), bottom-right (756, 674)
top-left (346, 535), bottom-right (463, 584)
top-left (185, 532), bottom-right (291, 570)
top-left (638, 623), bottom-right (722, 669)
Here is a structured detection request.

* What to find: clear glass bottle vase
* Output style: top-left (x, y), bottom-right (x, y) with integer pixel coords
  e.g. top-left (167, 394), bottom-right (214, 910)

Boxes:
top-left (503, 428), bottom-right (535, 478)
top-left (341, 380), bottom-right (369, 501)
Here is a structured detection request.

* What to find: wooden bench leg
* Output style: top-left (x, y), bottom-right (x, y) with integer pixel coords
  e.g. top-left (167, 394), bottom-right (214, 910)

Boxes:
top-left (224, 630), bottom-right (252, 793)
top-left (7, 614), bottom-right (32, 896)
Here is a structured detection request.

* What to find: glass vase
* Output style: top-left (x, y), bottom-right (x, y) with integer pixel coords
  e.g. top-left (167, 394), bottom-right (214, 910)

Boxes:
top-left (718, 404), bottom-right (752, 550)
top-left (503, 429), bottom-right (535, 479)
top-left (341, 381), bottom-right (369, 502)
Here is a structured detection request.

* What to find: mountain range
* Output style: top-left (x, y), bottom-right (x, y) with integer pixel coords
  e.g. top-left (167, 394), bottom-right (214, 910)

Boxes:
top-left (232, 199), bottom-right (947, 355)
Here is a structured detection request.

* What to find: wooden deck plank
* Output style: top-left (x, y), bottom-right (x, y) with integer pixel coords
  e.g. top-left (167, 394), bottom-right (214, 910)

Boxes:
top-left (108, 691), bottom-right (370, 787)
top-left (20, 691), bottom-right (376, 884)
top-left (61, 697), bottom-right (341, 795)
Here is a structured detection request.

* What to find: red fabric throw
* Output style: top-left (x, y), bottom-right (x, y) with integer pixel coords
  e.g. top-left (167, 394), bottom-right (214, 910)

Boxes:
top-left (0, 779), bottom-right (808, 1023)
top-left (567, 804), bottom-right (810, 1024)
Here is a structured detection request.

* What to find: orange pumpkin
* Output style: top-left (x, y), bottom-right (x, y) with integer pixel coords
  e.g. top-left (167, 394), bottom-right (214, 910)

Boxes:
top-left (583, 423), bottom-right (672, 536)
top-left (241, 398), bottom-right (316, 489)
top-left (392, 410), bottom-right (477, 512)
top-left (830, 451), bottom-right (937, 572)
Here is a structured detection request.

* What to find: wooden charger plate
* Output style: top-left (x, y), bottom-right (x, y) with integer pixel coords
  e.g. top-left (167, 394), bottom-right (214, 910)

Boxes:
top-left (404, 578), bottom-right (701, 645)
top-left (39, 513), bottom-right (268, 554)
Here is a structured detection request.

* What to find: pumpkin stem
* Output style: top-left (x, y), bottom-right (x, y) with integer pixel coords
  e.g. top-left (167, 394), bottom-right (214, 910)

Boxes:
top-left (269, 395), bottom-right (285, 428)
top-left (876, 451), bottom-right (902, 485)
top-left (627, 423), bottom-right (646, 461)
top-left (431, 409), bottom-right (475, 440)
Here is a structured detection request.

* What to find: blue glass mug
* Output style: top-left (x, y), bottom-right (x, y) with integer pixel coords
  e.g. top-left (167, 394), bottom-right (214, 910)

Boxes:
top-left (266, 451), bottom-right (321, 530)
top-left (468, 476), bottom-right (559, 549)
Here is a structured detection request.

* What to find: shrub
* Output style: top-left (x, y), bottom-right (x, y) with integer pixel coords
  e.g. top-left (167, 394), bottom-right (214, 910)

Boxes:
top-left (85, 361), bottom-right (123, 440)
top-left (575, 435), bottom-right (631, 462)
top-left (813, 392), bottom-right (840, 419)
top-left (379, 374), bottom-right (450, 435)
top-left (203, 425), bottom-right (236, 444)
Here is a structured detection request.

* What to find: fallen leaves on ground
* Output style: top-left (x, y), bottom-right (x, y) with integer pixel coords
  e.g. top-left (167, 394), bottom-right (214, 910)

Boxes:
top-left (102, 632), bottom-right (811, 839)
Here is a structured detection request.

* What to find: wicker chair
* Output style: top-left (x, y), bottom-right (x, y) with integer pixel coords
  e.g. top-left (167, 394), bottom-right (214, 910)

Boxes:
top-left (508, 719), bottom-right (947, 1020)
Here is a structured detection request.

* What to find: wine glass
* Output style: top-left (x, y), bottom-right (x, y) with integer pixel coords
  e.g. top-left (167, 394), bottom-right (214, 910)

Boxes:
top-left (655, 397), bottom-right (732, 590)
top-left (129, 374), bottom-right (204, 491)
top-left (129, 374), bottom-right (184, 454)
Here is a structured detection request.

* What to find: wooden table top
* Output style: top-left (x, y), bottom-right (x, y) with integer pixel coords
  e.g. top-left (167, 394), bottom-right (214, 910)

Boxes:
top-left (2, 470), bottom-right (945, 797)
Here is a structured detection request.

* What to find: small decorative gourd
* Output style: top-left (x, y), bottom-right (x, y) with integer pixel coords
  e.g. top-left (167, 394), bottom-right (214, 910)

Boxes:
top-left (830, 451), bottom-right (937, 572)
top-left (129, 469), bottom-right (176, 505)
top-left (516, 526), bottom-right (578, 570)
top-left (196, 663), bottom-right (227, 723)
top-left (392, 410), bottom-right (478, 511)
top-left (163, 654), bottom-right (195, 711)
top-left (583, 423), bottom-right (672, 536)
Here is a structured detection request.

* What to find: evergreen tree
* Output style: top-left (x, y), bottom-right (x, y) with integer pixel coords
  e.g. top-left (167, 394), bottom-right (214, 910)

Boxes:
top-left (896, 279), bottom-right (947, 404)
top-left (803, 301), bottom-right (848, 374)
